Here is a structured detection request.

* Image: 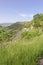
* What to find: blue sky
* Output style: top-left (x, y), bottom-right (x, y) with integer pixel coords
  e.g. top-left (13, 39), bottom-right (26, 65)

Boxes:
top-left (0, 0), bottom-right (43, 23)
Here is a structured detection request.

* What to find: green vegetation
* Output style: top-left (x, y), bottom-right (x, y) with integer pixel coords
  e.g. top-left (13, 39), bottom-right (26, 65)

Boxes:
top-left (7, 22), bottom-right (24, 30)
top-left (0, 13), bottom-right (43, 65)
top-left (0, 34), bottom-right (43, 65)
top-left (0, 13), bottom-right (43, 43)
top-left (33, 14), bottom-right (43, 28)
top-left (21, 30), bottom-right (42, 39)
top-left (0, 27), bottom-right (18, 43)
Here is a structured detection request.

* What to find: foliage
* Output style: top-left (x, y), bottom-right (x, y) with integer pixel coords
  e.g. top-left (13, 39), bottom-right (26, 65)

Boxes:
top-left (8, 22), bottom-right (24, 30)
top-left (0, 28), bottom-right (18, 43)
top-left (21, 30), bottom-right (41, 39)
top-left (0, 34), bottom-right (43, 65)
top-left (33, 14), bottom-right (41, 28)
top-left (0, 13), bottom-right (43, 65)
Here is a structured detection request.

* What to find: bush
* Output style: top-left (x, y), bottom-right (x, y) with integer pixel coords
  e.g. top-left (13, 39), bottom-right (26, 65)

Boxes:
top-left (21, 31), bottom-right (41, 39)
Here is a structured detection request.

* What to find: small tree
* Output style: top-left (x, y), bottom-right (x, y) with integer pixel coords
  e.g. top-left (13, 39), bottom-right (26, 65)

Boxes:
top-left (33, 14), bottom-right (41, 29)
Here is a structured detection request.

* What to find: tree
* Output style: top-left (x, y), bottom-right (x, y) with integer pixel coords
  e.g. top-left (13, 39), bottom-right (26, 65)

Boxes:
top-left (33, 14), bottom-right (41, 28)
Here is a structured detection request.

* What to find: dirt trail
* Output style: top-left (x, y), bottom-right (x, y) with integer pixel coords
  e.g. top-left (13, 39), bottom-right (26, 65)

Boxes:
top-left (39, 59), bottom-right (43, 65)
top-left (12, 29), bottom-right (24, 42)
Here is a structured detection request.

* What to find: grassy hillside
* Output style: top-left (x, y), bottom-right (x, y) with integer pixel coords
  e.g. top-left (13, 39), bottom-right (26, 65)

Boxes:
top-left (7, 14), bottom-right (43, 31)
top-left (0, 13), bottom-right (43, 43)
top-left (0, 33), bottom-right (43, 65)
top-left (0, 13), bottom-right (43, 65)
top-left (0, 27), bottom-right (18, 43)
top-left (7, 22), bottom-right (24, 30)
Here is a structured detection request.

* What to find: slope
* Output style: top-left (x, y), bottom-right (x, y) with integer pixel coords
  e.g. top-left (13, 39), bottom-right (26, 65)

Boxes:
top-left (0, 33), bottom-right (43, 65)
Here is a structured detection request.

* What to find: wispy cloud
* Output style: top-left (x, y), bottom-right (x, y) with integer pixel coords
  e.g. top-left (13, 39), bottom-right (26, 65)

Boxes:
top-left (0, 13), bottom-right (34, 23)
top-left (19, 14), bottom-right (27, 18)
top-left (19, 13), bottom-right (33, 18)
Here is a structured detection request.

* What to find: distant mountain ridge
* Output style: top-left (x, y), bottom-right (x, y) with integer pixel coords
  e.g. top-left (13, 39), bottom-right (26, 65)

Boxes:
top-left (7, 22), bottom-right (24, 30)
top-left (0, 23), bottom-right (12, 27)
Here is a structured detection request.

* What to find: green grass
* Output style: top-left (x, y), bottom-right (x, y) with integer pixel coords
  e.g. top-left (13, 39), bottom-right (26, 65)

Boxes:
top-left (0, 13), bottom-right (43, 65)
top-left (0, 34), bottom-right (43, 65)
top-left (21, 30), bottom-right (42, 39)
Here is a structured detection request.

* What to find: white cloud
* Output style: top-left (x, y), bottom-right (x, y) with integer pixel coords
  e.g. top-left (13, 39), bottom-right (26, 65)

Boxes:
top-left (19, 14), bottom-right (27, 18)
top-left (19, 13), bottom-right (33, 18)
top-left (0, 13), bottom-right (34, 23)
top-left (28, 14), bottom-right (33, 17)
